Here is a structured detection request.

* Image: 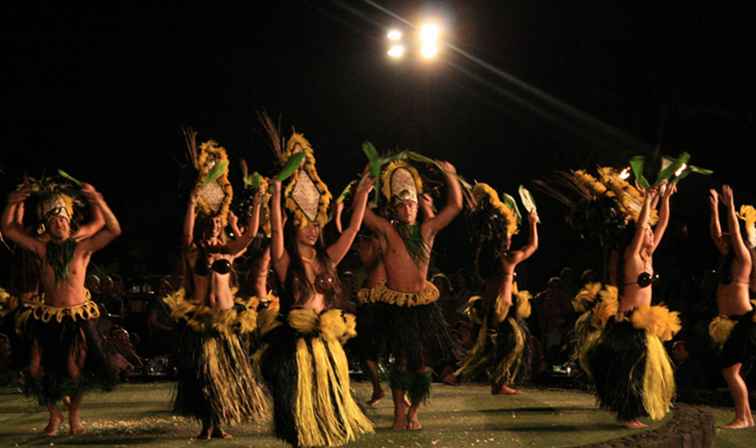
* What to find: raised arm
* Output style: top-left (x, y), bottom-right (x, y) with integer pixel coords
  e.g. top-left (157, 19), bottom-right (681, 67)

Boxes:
top-left (326, 173), bottom-right (373, 265)
top-left (270, 180), bottom-right (289, 283)
top-left (2, 187), bottom-right (46, 255)
top-left (515, 209), bottom-right (540, 262)
top-left (183, 189), bottom-right (198, 248)
top-left (73, 198), bottom-right (105, 241)
top-left (225, 191), bottom-right (262, 255)
top-left (424, 161), bottom-right (463, 235)
top-left (709, 188), bottom-right (724, 252)
top-left (78, 184), bottom-right (122, 253)
top-left (652, 182), bottom-right (676, 250)
top-left (722, 185), bottom-right (751, 263)
top-left (334, 200), bottom-right (345, 234)
top-left (628, 188), bottom-right (657, 256)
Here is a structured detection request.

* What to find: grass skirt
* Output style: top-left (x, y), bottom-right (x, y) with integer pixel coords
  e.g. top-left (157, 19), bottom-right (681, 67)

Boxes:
top-left (261, 308), bottom-right (374, 447)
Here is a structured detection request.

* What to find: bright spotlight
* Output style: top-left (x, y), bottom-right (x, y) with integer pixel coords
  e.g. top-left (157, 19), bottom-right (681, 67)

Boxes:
top-left (387, 44), bottom-right (406, 59)
top-left (420, 45), bottom-right (438, 60)
top-left (387, 29), bottom-right (402, 41)
top-left (419, 23), bottom-right (441, 44)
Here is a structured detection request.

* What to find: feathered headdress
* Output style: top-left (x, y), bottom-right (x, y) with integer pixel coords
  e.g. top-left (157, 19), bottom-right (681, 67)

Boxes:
top-left (183, 128), bottom-right (233, 227)
top-left (739, 204), bottom-right (756, 249)
top-left (472, 182), bottom-right (519, 238)
top-left (259, 113), bottom-right (331, 228)
top-left (381, 160), bottom-right (423, 204)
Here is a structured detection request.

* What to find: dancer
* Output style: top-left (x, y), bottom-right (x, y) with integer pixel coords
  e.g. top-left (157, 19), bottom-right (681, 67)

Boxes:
top-left (707, 185), bottom-right (755, 429)
top-left (360, 159), bottom-right (462, 430)
top-left (1, 179), bottom-right (122, 436)
top-left (164, 138), bottom-right (269, 439)
top-left (263, 131), bottom-right (374, 447)
top-left (588, 183), bottom-right (680, 429)
top-left (455, 183), bottom-right (539, 395)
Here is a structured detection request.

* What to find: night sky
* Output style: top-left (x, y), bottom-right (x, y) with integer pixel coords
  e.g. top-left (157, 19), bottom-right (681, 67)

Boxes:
top-left (2, 1), bottom-right (754, 286)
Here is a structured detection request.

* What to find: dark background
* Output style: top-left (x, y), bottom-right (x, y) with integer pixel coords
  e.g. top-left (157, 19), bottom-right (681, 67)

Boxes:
top-left (2, 1), bottom-right (754, 288)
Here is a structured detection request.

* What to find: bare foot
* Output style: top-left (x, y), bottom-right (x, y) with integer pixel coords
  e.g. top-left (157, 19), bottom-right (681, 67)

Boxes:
top-left (406, 418), bottom-right (423, 431)
top-left (69, 423), bottom-right (86, 435)
top-left (623, 420), bottom-right (648, 429)
top-left (442, 373), bottom-right (458, 386)
top-left (196, 427), bottom-right (212, 440)
top-left (211, 428), bottom-right (232, 439)
top-left (720, 419), bottom-right (754, 429)
top-left (43, 411), bottom-right (63, 436)
top-left (368, 390), bottom-right (385, 407)
top-left (492, 384), bottom-right (520, 395)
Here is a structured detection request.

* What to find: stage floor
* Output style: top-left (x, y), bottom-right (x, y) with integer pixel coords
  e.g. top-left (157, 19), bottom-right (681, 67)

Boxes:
top-left (0, 382), bottom-right (751, 447)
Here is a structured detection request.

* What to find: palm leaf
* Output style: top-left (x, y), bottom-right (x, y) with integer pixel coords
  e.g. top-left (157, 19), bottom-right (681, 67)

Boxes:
top-left (518, 185), bottom-right (537, 214)
top-left (655, 152), bottom-right (690, 185)
top-left (629, 156), bottom-right (650, 189)
top-left (501, 192), bottom-right (522, 223)
top-left (362, 142), bottom-right (382, 178)
top-left (57, 169), bottom-right (82, 187)
top-left (201, 159), bottom-right (228, 185)
top-left (337, 180), bottom-right (357, 203)
top-left (274, 152), bottom-right (305, 181)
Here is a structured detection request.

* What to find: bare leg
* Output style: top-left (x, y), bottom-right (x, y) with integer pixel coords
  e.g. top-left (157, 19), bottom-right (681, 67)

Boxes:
top-left (391, 388), bottom-right (408, 430)
top-left (43, 403), bottom-right (64, 436)
top-left (68, 393), bottom-right (85, 435)
top-left (365, 359), bottom-right (385, 406)
top-left (406, 401), bottom-right (422, 430)
top-left (721, 363), bottom-right (755, 429)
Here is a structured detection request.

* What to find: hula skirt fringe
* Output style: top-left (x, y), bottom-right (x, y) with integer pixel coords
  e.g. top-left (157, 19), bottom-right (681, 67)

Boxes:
top-left (261, 308), bottom-right (373, 447)
top-left (165, 289), bottom-right (270, 425)
top-left (367, 282), bottom-right (452, 405)
top-left (587, 304), bottom-right (680, 421)
top-left (455, 290), bottom-right (533, 389)
top-left (14, 294), bottom-right (121, 405)
top-left (709, 304), bottom-right (756, 372)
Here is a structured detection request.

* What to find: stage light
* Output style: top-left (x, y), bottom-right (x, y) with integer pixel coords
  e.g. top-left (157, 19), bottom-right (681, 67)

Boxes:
top-left (387, 44), bottom-right (406, 59)
top-left (420, 44), bottom-right (438, 60)
top-left (387, 29), bottom-right (402, 41)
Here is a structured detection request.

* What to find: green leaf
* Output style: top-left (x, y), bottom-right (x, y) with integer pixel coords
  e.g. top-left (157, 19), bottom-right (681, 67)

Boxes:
top-left (688, 165), bottom-right (713, 175)
top-left (362, 142), bottom-right (383, 179)
top-left (337, 180), bottom-right (357, 203)
top-left (274, 152), bottom-right (305, 182)
top-left (629, 156), bottom-right (650, 189)
top-left (655, 152), bottom-right (690, 185)
top-left (244, 171), bottom-right (262, 189)
top-left (501, 192), bottom-right (522, 223)
top-left (202, 159), bottom-right (228, 185)
top-left (57, 169), bottom-right (82, 187)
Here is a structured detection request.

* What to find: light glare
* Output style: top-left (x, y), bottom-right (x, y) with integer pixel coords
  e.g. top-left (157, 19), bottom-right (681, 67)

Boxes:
top-left (420, 45), bottom-right (438, 59)
top-left (387, 29), bottom-right (402, 41)
top-left (387, 44), bottom-right (406, 59)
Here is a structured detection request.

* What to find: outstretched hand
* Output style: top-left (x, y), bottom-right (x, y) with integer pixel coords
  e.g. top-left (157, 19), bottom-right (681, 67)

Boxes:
top-left (708, 188), bottom-right (719, 209)
top-left (721, 185), bottom-right (735, 207)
